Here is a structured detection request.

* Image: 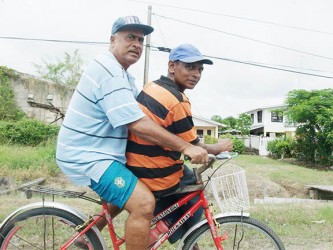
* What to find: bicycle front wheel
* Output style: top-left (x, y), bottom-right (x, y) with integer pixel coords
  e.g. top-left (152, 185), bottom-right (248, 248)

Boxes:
top-left (183, 216), bottom-right (285, 250)
top-left (0, 207), bottom-right (103, 249)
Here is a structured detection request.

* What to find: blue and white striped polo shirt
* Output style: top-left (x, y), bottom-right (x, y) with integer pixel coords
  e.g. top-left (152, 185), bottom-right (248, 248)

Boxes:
top-left (56, 52), bottom-right (145, 186)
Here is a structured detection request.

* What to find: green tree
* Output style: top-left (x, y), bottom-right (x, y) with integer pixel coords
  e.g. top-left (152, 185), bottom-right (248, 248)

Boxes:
top-left (33, 49), bottom-right (83, 86)
top-left (235, 113), bottom-right (252, 135)
top-left (222, 116), bottom-right (237, 129)
top-left (286, 89), bottom-right (333, 165)
top-left (0, 66), bottom-right (25, 121)
top-left (211, 115), bottom-right (223, 124)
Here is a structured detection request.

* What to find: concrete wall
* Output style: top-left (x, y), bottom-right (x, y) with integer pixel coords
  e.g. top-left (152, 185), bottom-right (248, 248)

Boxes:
top-left (10, 72), bottom-right (74, 125)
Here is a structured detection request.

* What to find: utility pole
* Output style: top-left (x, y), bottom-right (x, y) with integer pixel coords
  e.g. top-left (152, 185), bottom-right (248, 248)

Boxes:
top-left (143, 5), bottom-right (152, 86)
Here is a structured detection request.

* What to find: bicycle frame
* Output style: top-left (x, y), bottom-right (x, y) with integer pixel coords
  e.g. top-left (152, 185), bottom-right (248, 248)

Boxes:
top-left (60, 202), bottom-right (125, 250)
top-left (149, 190), bottom-right (225, 250)
top-left (59, 189), bottom-right (224, 250)
top-left (61, 160), bottom-right (233, 249)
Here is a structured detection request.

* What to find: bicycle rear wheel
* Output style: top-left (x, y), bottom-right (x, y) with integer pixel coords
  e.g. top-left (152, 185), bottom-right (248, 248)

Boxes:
top-left (183, 216), bottom-right (285, 250)
top-left (0, 207), bottom-right (103, 249)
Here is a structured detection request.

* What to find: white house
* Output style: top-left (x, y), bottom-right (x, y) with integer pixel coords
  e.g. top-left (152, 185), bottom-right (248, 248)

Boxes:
top-left (192, 115), bottom-right (226, 139)
top-left (244, 104), bottom-right (297, 137)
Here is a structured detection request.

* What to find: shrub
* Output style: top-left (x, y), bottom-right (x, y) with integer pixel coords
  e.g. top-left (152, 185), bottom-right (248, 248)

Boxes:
top-left (231, 137), bottom-right (245, 154)
top-left (219, 134), bottom-right (245, 154)
top-left (0, 66), bottom-right (26, 121)
top-left (0, 119), bottom-right (59, 146)
top-left (267, 137), bottom-right (295, 159)
top-left (204, 135), bottom-right (217, 144)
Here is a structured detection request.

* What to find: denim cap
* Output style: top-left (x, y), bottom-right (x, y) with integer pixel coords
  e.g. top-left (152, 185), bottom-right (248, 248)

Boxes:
top-left (169, 44), bottom-right (213, 65)
top-left (112, 16), bottom-right (154, 36)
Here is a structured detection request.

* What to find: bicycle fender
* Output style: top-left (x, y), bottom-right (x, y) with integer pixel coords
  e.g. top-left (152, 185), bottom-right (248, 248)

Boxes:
top-left (176, 212), bottom-right (250, 250)
top-left (0, 201), bottom-right (108, 249)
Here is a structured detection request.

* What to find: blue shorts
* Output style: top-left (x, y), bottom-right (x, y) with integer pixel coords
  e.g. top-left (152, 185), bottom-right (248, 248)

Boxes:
top-left (90, 161), bottom-right (138, 209)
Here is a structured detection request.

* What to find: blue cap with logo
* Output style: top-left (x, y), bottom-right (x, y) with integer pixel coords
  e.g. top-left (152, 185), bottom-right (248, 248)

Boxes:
top-left (112, 16), bottom-right (154, 36)
top-left (169, 44), bottom-right (213, 65)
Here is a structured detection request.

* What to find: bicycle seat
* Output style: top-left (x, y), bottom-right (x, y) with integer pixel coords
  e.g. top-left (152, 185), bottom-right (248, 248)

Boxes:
top-left (162, 184), bottom-right (204, 196)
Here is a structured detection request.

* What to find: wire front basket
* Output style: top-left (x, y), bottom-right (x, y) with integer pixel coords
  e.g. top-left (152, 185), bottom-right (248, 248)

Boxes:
top-left (208, 164), bottom-right (250, 213)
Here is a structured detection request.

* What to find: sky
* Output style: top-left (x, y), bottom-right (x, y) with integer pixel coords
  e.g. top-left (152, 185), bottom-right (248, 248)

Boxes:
top-left (0, 0), bottom-right (332, 119)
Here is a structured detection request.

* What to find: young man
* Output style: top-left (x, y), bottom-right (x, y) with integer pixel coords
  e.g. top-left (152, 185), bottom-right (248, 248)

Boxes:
top-left (126, 44), bottom-right (233, 244)
top-left (56, 17), bottom-right (209, 249)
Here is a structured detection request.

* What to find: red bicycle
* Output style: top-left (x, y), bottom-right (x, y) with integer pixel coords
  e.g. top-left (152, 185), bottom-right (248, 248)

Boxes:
top-left (0, 153), bottom-right (285, 249)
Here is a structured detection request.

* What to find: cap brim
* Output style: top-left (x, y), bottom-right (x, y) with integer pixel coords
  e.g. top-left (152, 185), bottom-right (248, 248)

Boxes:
top-left (180, 56), bottom-right (213, 65)
top-left (117, 24), bottom-right (154, 35)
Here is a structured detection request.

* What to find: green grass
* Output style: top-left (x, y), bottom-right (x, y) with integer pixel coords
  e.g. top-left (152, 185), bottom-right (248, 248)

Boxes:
top-left (1, 146), bottom-right (333, 248)
top-left (232, 155), bottom-right (333, 191)
top-left (0, 138), bottom-right (59, 182)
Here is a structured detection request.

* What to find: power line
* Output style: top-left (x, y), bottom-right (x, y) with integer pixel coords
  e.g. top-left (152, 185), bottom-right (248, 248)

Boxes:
top-left (150, 45), bottom-right (333, 79)
top-left (130, 0), bottom-right (333, 35)
top-left (207, 55), bottom-right (333, 79)
top-left (154, 14), bottom-right (333, 61)
top-left (1, 36), bottom-right (332, 79)
top-left (0, 36), bottom-right (108, 45)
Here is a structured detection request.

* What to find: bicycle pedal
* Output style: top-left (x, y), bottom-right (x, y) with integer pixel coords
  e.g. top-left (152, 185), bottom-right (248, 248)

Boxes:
top-left (25, 189), bottom-right (33, 199)
top-left (213, 218), bottom-right (220, 228)
top-left (219, 233), bottom-right (228, 241)
top-left (75, 216), bottom-right (93, 231)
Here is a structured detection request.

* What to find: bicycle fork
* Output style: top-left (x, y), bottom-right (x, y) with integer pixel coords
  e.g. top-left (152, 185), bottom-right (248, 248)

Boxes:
top-left (201, 192), bottom-right (227, 250)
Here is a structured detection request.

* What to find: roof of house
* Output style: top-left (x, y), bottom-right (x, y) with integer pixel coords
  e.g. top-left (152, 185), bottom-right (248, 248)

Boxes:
top-left (244, 104), bottom-right (286, 114)
top-left (192, 115), bottom-right (226, 127)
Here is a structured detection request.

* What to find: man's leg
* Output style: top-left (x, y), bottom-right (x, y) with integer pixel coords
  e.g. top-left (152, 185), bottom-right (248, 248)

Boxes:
top-left (123, 180), bottom-right (155, 249)
top-left (96, 203), bottom-right (122, 231)
top-left (90, 161), bottom-right (155, 250)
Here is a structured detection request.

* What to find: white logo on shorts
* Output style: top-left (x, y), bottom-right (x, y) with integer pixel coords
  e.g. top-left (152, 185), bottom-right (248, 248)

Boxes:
top-left (114, 177), bottom-right (125, 188)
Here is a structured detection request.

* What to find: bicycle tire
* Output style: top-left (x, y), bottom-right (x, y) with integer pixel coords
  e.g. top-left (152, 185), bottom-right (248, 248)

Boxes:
top-left (0, 207), bottom-right (103, 249)
top-left (182, 216), bottom-right (285, 250)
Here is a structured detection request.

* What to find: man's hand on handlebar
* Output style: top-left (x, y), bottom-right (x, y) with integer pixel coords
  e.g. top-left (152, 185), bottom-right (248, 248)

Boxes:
top-left (182, 145), bottom-right (208, 165)
top-left (217, 138), bottom-right (233, 153)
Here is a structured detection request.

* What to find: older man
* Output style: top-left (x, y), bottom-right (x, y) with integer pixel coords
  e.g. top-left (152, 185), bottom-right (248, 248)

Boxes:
top-left (56, 17), bottom-right (208, 250)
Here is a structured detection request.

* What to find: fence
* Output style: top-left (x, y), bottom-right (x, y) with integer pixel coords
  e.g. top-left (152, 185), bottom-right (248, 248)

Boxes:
top-left (243, 135), bottom-right (275, 156)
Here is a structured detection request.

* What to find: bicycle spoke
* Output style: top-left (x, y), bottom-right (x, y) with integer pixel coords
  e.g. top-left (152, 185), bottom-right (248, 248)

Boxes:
top-left (183, 216), bottom-right (284, 250)
top-left (0, 207), bottom-right (103, 250)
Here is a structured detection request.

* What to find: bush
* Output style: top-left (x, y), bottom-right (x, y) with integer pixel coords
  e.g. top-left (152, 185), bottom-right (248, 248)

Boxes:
top-left (0, 119), bottom-right (59, 146)
top-left (204, 135), bottom-right (217, 144)
top-left (267, 137), bottom-right (295, 159)
top-left (0, 66), bottom-right (26, 121)
top-left (231, 137), bottom-right (245, 154)
top-left (219, 134), bottom-right (245, 154)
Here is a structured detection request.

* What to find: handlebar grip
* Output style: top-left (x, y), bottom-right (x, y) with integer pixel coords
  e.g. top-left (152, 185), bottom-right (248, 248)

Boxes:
top-left (193, 154), bottom-right (216, 184)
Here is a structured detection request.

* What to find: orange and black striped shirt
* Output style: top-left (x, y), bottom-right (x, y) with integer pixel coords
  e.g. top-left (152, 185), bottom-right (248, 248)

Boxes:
top-left (126, 76), bottom-right (199, 197)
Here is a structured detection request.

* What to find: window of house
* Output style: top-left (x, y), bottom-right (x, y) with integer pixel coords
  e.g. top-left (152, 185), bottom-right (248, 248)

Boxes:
top-left (257, 111), bottom-right (262, 123)
top-left (271, 110), bottom-right (283, 122)
top-left (251, 114), bottom-right (254, 123)
top-left (197, 129), bottom-right (204, 137)
top-left (207, 130), bottom-right (211, 135)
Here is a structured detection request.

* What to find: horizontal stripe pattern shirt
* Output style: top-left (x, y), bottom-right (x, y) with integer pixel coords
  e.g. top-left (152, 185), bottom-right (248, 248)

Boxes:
top-left (56, 52), bottom-right (145, 186)
top-left (126, 76), bottom-right (199, 197)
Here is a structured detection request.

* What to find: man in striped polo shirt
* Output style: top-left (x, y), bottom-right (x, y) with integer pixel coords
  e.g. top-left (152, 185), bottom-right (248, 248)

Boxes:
top-left (126, 44), bottom-right (233, 245)
top-left (56, 17), bottom-right (209, 249)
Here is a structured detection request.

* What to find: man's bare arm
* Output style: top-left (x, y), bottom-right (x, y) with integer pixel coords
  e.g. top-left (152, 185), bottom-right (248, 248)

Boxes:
top-left (128, 116), bottom-right (208, 164)
top-left (196, 138), bottom-right (233, 155)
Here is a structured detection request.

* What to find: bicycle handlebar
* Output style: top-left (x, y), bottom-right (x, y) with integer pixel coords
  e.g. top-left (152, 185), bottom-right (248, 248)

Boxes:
top-left (192, 152), bottom-right (238, 184)
top-left (193, 154), bottom-right (216, 184)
